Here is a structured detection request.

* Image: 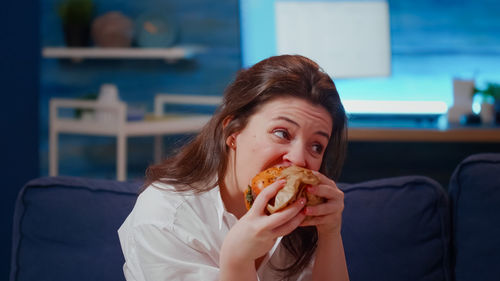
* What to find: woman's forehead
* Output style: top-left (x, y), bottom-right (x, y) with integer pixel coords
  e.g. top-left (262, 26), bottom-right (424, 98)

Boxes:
top-left (254, 97), bottom-right (333, 129)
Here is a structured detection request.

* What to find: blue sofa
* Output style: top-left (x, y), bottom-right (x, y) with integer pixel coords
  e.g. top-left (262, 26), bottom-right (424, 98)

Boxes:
top-left (449, 153), bottom-right (500, 281)
top-left (9, 153), bottom-right (500, 281)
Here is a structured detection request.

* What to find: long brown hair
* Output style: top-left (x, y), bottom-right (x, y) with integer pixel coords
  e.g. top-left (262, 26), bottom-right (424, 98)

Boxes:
top-left (145, 54), bottom-right (347, 279)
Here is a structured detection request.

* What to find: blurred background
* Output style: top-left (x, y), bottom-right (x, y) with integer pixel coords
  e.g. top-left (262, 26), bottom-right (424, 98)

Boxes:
top-left (2, 0), bottom-right (500, 278)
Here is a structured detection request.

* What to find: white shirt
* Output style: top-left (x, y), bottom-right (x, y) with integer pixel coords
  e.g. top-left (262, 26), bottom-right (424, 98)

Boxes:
top-left (118, 181), bottom-right (313, 281)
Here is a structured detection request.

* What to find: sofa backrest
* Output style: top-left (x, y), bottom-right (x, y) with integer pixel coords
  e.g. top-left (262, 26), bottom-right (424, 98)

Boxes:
top-left (340, 176), bottom-right (452, 281)
top-left (10, 174), bottom-right (455, 281)
top-left (449, 153), bottom-right (500, 281)
top-left (10, 176), bottom-right (140, 281)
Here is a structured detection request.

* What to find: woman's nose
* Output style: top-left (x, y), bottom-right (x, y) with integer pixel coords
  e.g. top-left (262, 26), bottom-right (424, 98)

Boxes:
top-left (283, 143), bottom-right (307, 168)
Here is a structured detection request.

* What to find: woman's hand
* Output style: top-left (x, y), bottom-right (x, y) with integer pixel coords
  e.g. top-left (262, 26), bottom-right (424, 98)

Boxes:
top-left (300, 171), bottom-right (345, 236)
top-left (300, 172), bottom-right (350, 281)
top-left (220, 179), bottom-right (306, 278)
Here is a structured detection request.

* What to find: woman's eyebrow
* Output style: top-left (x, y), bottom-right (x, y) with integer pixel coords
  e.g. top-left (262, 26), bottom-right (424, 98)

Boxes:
top-left (273, 116), bottom-right (299, 127)
top-left (273, 116), bottom-right (330, 140)
top-left (316, 130), bottom-right (330, 140)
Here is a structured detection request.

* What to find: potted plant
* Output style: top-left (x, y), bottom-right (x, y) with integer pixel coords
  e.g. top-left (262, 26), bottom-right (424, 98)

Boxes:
top-left (58, 0), bottom-right (95, 46)
top-left (474, 83), bottom-right (500, 124)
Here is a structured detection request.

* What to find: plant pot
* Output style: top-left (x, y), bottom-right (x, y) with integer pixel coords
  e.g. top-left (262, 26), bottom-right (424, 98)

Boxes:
top-left (63, 23), bottom-right (91, 47)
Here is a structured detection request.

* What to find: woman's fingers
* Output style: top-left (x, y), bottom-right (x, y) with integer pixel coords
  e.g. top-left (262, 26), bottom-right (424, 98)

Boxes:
top-left (269, 198), bottom-right (307, 236)
top-left (267, 197), bottom-right (306, 225)
top-left (250, 179), bottom-right (286, 215)
top-left (312, 170), bottom-right (336, 185)
top-left (303, 200), bottom-right (341, 216)
top-left (301, 171), bottom-right (345, 234)
top-left (272, 211), bottom-right (306, 237)
top-left (246, 181), bottom-right (307, 237)
top-left (307, 182), bottom-right (341, 200)
top-left (248, 170), bottom-right (345, 236)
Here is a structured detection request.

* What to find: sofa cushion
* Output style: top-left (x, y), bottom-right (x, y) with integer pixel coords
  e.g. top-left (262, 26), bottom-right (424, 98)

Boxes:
top-left (10, 176), bottom-right (140, 281)
top-left (449, 153), bottom-right (500, 281)
top-left (340, 176), bottom-right (451, 281)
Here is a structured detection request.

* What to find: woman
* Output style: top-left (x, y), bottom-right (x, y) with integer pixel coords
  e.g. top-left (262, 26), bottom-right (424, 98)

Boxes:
top-left (118, 55), bottom-right (350, 281)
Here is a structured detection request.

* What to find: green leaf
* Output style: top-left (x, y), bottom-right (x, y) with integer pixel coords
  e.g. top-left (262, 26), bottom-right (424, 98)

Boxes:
top-left (474, 83), bottom-right (500, 100)
top-left (57, 0), bottom-right (94, 25)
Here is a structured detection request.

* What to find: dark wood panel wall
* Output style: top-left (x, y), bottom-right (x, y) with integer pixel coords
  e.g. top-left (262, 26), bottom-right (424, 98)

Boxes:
top-left (341, 141), bottom-right (500, 189)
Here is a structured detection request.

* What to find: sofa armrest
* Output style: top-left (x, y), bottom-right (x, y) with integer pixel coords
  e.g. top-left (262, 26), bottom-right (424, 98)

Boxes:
top-left (449, 153), bottom-right (500, 281)
top-left (10, 176), bottom-right (140, 281)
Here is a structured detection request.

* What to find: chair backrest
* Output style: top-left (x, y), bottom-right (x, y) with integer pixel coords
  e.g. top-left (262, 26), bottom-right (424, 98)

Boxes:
top-left (154, 93), bottom-right (222, 116)
top-left (449, 153), bottom-right (500, 281)
top-left (50, 98), bottom-right (128, 130)
top-left (340, 176), bottom-right (452, 281)
top-left (10, 176), bottom-right (140, 281)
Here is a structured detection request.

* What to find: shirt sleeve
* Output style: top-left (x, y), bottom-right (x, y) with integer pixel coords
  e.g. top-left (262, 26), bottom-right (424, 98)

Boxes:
top-left (124, 223), bottom-right (220, 281)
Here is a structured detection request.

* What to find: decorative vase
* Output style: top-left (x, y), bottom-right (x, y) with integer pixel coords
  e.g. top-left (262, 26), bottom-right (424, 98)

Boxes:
top-left (448, 79), bottom-right (475, 123)
top-left (135, 13), bottom-right (179, 48)
top-left (480, 102), bottom-right (495, 125)
top-left (91, 11), bottom-right (134, 48)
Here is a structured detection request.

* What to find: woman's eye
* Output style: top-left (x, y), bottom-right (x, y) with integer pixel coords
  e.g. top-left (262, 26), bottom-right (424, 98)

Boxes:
top-left (273, 129), bottom-right (290, 140)
top-left (312, 143), bottom-right (324, 154)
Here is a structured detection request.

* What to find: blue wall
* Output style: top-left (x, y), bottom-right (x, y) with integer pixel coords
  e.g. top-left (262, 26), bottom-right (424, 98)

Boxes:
top-left (39, 0), bottom-right (500, 179)
top-left (40, 0), bottom-right (241, 180)
top-left (338, 0), bottom-right (500, 105)
top-left (240, 0), bottom-right (500, 108)
top-left (1, 0), bottom-right (40, 278)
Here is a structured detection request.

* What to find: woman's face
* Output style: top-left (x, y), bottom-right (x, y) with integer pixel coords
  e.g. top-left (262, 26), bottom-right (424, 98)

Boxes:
top-left (227, 97), bottom-right (333, 194)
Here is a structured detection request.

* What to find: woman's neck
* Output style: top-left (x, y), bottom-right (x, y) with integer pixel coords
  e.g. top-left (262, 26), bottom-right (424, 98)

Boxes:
top-left (219, 177), bottom-right (247, 219)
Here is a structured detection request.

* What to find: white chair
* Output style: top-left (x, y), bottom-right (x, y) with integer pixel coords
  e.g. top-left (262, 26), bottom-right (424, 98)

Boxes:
top-left (153, 94), bottom-right (222, 164)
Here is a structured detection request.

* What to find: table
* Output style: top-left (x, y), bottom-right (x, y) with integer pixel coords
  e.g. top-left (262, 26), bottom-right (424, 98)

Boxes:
top-left (49, 94), bottom-right (222, 181)
top-left (348, 125), bottom-right (500, 142)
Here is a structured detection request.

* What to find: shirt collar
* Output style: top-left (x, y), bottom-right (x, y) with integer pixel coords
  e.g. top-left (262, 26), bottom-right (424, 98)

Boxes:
top-left (211, 185), bottom-right (241, 230)
top-left (213, 185), bottom-right (227, 230)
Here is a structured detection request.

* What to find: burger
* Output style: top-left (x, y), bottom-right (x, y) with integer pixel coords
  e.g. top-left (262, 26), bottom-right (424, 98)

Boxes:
top-left (244, 166), bottom-right (325, 214)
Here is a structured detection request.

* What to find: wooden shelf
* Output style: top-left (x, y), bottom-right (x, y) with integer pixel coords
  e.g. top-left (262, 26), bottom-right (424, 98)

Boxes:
top-left (348, 125), bottom-right (500, 142)
top-left (42, 46), bottom-right (205, 61)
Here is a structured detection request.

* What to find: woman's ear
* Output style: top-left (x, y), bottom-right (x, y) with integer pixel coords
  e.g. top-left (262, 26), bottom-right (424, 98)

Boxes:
top-left (223, 115), bottom-right (237, 149)
top-left (226, 134), bottom-right (237, 149)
